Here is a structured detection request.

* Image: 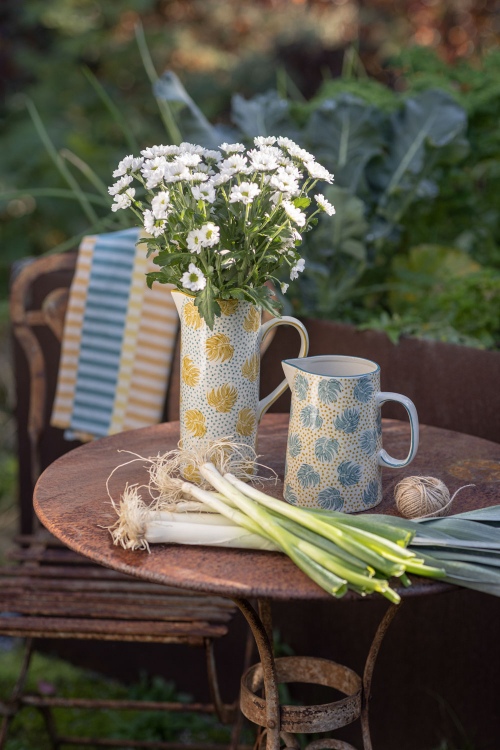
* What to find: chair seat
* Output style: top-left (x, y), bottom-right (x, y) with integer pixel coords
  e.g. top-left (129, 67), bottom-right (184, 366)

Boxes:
top-left (0, 529), bottom-right (235, 644)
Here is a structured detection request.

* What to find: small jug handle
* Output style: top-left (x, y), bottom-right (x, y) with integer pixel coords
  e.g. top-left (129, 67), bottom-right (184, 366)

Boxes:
top-left (376, 392), bottom-right (419, 468)
top-left (258, 317), bottom-right (309, 421)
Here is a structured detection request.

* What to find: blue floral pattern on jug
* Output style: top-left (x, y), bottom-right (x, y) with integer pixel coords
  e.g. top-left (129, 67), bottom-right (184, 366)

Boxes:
top-left (314, 436), bottom-right (339, 462)
top-left (281, 354), bottom-right (417, 512)
top-left (294, 373), bottom-right (309, 401)
top-left (288, 433), bottom-right (302, 458)
top-left (284, 484), bottom-right (299, 505)
top-left (363, 480), bottom-right (379, 507)
top-left (300, 404), bottom-right (323, 430)
top-left (317, 486), bottom-right (344, 511)
top-left (297, 463), bottom-right (321, 488)
top-left (318, 378), bottom-right (342, 404)
top-left (353, 376), bottom-right (374, 403)
top-left (338, 460), bottom-right (362, 487)
top-left (360, 428), bottom-right (378, 456)
top-left (334, 407), bottom-right (360, 434)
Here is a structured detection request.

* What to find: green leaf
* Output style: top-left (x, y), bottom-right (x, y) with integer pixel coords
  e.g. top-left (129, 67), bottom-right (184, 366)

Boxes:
top-left (231, 91), bottom-right (300, 140)
top-left (154, 251), bottom-right (193, 267)
top-left (244, 286), bottom-right (282, 317)
top-left (304, 94), bottom-right (386, 193)
top-left (154, 71), bottom-right (226, 149)
top-left (195, 280), bottom-right (218, 329)
top-left (369, 90), bottom-right (468, 199)
top-left (293, 197), bottom-right (311, 209)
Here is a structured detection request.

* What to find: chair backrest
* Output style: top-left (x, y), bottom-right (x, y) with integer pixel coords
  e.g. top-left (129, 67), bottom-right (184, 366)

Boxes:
top-left (10, 252), bottom-right (182, 534)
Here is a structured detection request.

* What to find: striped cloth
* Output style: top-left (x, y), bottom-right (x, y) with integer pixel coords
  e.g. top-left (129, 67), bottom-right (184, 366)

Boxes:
top-left (51, 228), bottom-right (178, 441)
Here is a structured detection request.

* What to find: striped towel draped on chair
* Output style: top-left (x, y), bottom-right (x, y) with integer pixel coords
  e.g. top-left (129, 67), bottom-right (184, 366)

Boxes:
top-left (51, 228), bottom-right (178, 441)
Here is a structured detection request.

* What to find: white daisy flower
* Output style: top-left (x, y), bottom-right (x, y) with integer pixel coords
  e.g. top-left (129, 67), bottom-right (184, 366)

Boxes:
top-left (151, 191), bottom-right (170, 219)
top-left (192, 183), bottom-right (216, 203)
top-left (270, 168), bottom-right (300, 195)
top-left (304, 161), bottom-right (334, 183)
top-left (290, 258), bottom-right (305, 280)
top-left (143, 209), bottom-right (166, 237)
top-left (229, 181), bottom-right (261, 205)
top-left (112, 155), bottom-right (143, 178)
top-left (220, 154), bottom-right (248, 175)
top-left (282, 200), bottom-right (306, 227)
top-left (179, 153), bottom-right (202, 168)
top-left (249, 150), bottom-right (279, 171)
top-left (276, 136), bottom-right (297, 149)
top-left (281, 282), bottom-right (289, 294)
top-left (111, 188), bottom-right (135, 212)
top-left (181, 263), bottom-right (206, 292)
top-left (187, 171), bottom-right (209, 183)
top-left (141, 145), bottom-right (180, 158)
top-left (282, 163), bottom-right (303, 180)
top-left (287, 144), bottom-right (315, 162)
top-left (199, 222), bottom-right (220, 247)
top-left (314, 193), bottom-right (336, 216)
top-left (212, 171), bottom-right (233, 186)
top-left (220, 142), bottom-right (246, 154)
top-left (254, 136), bottom-right (277, 147)
top-left (108, 175), bottom-right (133, 196)
top-left (186, 228), bottom-right (204, 253)
top-left (202, 149), bottom-right (222, 162)
top-left (142, 157), bottom-right (167, 188)
top-left (180, 142), bottom-right (205, 155)
top-left (164, 161), bottom-right (191, 183)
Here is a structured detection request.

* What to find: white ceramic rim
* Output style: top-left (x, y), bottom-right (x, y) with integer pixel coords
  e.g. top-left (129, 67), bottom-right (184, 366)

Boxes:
top-left (282, 354), bottom-right (380, 378)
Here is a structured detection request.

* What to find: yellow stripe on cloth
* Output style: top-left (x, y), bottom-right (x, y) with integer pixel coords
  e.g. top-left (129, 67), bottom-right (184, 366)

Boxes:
top-left (51, 230), bottom-right (179, 441)
top-left (111, 237), bottom-right (178, 434)
top-left (51, 236), bottom-right (95, 428)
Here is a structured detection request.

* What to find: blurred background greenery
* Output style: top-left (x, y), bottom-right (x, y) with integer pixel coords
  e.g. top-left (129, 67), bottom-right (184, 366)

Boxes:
top-left (1, 0), bottom-right (500, 349)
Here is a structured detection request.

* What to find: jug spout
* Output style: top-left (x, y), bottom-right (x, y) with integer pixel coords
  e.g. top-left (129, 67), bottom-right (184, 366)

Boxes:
top-left (282, 358), bottom-right (303, 389)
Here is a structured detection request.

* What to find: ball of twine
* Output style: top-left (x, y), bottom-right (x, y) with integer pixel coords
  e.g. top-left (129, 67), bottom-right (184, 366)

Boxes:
top-left (395, 476), bottom-right (457, 519)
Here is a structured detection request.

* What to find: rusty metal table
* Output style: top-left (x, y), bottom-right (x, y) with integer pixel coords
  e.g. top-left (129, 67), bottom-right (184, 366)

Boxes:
top-left (34, 414), bottom-right (500, 750)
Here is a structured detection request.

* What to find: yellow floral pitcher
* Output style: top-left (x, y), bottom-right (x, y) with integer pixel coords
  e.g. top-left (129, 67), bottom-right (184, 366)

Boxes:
top-left (172, 290), bottom-right (308, 464)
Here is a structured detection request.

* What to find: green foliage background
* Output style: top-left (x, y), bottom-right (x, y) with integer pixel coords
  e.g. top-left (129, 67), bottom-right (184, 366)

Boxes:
top-left (2, 0), bottom-right (500, 348)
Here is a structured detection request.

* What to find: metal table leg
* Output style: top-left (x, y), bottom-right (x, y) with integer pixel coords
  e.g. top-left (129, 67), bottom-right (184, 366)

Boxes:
top-left (233, 598), bottom-right (401, 750)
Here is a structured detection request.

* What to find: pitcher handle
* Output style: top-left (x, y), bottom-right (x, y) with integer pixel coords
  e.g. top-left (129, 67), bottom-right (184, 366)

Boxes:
top-left (376, 392), bottom-right (419, 468)
top-left (257, 316), bottom-right (309, 421)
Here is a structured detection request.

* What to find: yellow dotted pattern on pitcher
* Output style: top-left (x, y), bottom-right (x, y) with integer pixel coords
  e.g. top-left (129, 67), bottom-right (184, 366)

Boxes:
top-left (206, 333), bottom-right (234, 363)
top-left (183, 300), bottom-right (203, 329)
top-left (181, 356), bottom-right (200, 387)
top-left (218, 299), bottom-right (239, 316)
top-left (175, 293), bottom-right (261, 458)
top-left (243, 307), bottom-right (261, 332)
top-left (241, 353), bottom-right (259, 382)
top-left (236, 408), bottom-right (256, 436)
top-left (184, 409), bottom-right (207, 437)
top-left (207, 384), bottom-right (238, 413)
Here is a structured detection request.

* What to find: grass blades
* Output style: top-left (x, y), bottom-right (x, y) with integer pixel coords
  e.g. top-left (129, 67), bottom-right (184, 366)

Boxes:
top-left (82, 66), bottom-right (140, 154)
top-left (25, 98), bottom-right (99, 225)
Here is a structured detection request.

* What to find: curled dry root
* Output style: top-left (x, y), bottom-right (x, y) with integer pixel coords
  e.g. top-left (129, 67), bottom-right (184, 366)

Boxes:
top-left (106, 437), bottom-right (276, 550)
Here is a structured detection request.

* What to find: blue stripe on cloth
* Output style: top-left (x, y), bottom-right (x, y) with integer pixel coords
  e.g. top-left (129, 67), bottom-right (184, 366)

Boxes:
top-left (70, 227), bottom-right (140, 437)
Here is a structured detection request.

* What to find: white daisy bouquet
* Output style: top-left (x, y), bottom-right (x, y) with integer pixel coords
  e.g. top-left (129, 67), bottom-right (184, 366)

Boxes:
top-left (109, 136), bottom-right (335, 327)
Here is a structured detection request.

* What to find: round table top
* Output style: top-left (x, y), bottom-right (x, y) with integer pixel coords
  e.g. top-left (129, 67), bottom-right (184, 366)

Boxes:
top-left (34, 414), bottom-right (500, 601)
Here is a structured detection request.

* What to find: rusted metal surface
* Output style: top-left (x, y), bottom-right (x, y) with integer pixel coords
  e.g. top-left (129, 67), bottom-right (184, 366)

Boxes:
top-left (34, 414), bottom-right (500, 601)
top-left (233, 599), bottom-right (281, 750)
top-left (240, 656), bottom-right (362, 734)
top-left (360, 604), bottom-right (400, 750)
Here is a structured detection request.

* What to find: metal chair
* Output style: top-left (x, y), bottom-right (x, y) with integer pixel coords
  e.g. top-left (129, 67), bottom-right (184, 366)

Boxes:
top-left (0, 252), bottom-right (244, 749)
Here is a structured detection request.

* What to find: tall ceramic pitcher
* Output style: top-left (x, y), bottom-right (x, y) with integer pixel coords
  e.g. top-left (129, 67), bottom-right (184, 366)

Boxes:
top-left (172, 291), bottom-right (309, 465)
top-left (282, 355), bottom-right (419, 512)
